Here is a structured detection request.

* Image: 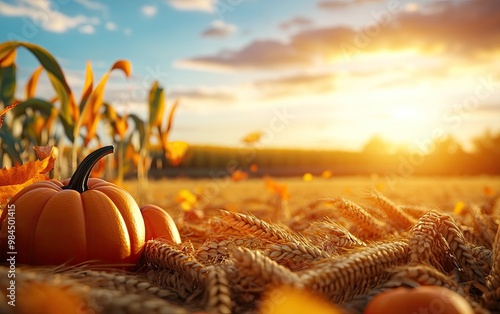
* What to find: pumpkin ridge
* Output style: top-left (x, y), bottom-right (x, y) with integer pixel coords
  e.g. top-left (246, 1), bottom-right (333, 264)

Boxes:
top-left (25, 188), bottom-right (61, 264)
top-left (81, 189), bottom-right (131, 263)
top-left (93, 184), bottom-right (145, 252)
top-left (30, 190), bottom-right (88, 264)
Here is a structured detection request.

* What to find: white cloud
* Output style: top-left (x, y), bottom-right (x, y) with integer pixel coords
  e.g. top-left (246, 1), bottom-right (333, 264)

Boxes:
top-left (74, 0), bottom-right (107, 12)
top-left (202, 20), bottom-right (237, 38)
top-left (167, 0), bottom-right (216, 12)
top-left (105, 21), bottom-right (117, 31)
top-left (124, 27), bottom-right (132, 36)
top-left (79, 24), bottom-right (95, 34)
top-left (0, 0), bottom-right (99, 33)
top-left (142, 5), bottom-right (157, 16)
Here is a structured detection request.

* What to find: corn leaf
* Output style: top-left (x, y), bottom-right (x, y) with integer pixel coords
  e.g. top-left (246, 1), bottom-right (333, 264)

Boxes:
top-left (129, 114), bottom-right (146, 149)
top-left (0, 41), bottom-right (78, 138)
top-left (25, 66), bottom-right (43, 99)
top-left (0, 64), bottom-right (16, 109)
top-left (11, 98), bottom-right (54, 118)
top-left (0, 49), bottom-right (16, 67)
top-left (79, 60), bottom-right (131, 146)
top-left (79, 60), bottom-right (93, 111)
top-left (163, 99), bottom-right (179, 137)
top-left (148, 81), bottom-right (165, 128)
top-left (0, 126), bottom-right (23, 166)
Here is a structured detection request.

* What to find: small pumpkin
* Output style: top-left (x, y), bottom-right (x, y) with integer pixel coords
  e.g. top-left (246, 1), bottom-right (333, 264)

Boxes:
top-left (364, 286), bottom-right (474, 314)
top-left (0, 146), bottom-right (145, 266)
top-left (141, 204), bottom-right (181, 244)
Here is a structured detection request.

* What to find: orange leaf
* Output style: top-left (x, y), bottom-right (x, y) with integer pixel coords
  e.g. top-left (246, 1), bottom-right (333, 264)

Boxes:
top-left (80, 60), bottom-right (94, 106)
top-left (25, 66), bottom-right (43, 99)
top-left (0, 101), bottom-right (20, 128)
top-left (231, 169), bottom-right (248, 182)
top-left (166, 141), bottom-right (189, 167)
top-left (0, 49), bottom-right (16, 67)
top-left (0, 146), bottom-right (57, 207)
top-left (110, 60), bottom-right (132, 78)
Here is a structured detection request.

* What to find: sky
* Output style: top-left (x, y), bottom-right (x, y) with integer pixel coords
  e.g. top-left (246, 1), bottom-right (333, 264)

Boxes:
top-left (1, 0), bottom-right (500, 152)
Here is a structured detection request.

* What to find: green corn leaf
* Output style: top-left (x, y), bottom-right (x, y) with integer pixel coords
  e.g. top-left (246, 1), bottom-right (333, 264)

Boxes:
top-left (0, 64), bottom-right (16, 109)
top-left (148, 81), bottom-right (165, 129)
top-left (11, 98), bottom-right (55, 119)
top-left (0, 41), bottom-right (77, 133)
top-left (0, 125), bottom-right (23, 165)
top-left (129, 113), bottom-right (146, 149)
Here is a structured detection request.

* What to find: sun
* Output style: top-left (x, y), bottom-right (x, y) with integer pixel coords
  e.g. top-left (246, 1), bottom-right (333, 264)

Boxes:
top-left (390, 105), bottom-right (426, 122)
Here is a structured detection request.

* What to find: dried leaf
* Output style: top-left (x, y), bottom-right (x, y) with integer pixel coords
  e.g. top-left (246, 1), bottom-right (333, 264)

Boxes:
top-left (0, 49), bottom-right (16, 67)
top-left (110, 60), bottom-right (132, 78)
top-left (25, 66), bottom-right (43, 99)
top-left (0, 146), bottom-right (57, 206)
top-left (166, 141), bottom-right (189, 167)
top-left (0, 101), bottom-right (20, 128)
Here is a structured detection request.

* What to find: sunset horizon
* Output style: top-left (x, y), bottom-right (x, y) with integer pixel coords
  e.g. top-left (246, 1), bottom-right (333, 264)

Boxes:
top-left (1, 0), bottom-right (499, 152)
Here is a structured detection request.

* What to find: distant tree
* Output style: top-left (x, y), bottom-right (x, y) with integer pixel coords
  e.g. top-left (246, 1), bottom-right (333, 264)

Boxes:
top-left (473, 130), bottom-right (500, 156)
top-left (362, 135), bottom-right (391, 154)
top-left (433, 135), bottom-right (464, 155)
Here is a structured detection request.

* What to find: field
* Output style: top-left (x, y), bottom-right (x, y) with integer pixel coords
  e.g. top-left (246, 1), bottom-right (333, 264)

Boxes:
top-left (124, 176), bottom-right (500, 217)
top-left (2, 176), bottom-right (498, 314)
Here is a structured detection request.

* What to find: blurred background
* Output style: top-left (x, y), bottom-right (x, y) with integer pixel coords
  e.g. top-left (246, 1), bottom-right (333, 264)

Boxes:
top-left (1, 0), bottom-right (499, 179)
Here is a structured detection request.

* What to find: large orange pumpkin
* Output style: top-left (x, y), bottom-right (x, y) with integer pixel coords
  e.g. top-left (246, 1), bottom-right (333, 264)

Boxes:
top-left (364, 286), bottom-right (474, 314)
top-left (141, 204), bottom-right (181, 244)
top-left (0, 146), bottom-right (145, 266)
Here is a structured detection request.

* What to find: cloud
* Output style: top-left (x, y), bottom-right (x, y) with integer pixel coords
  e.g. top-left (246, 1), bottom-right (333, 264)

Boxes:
top-left (201, 20), bottom-right (237, 38)
top-left (168, 86), bottom-right (238, 103)
top-left (167, 0), bottom-right (215, 12)
top-left (79, 24), bottom-right (95, 34)
top-left (105, 21), bottom-right (117, 31)
top-left (0, 0), bottom-right (99, 33)
top-left (142, 5), bottom-right (158, 16)
top-left (74, 0), bottom-right (107, 12)
top-left (317, 0), bottom-right (384, 9)
top-left (254, 72), bottom-right (335, 99)
top-left (124, 27), bottom-right (132, 36)
top-left (176, 40), bottom-right (312, 72)
top-left (279, 16), bottom-right (314, 31)
top-left (176, 0), bottom-right (500, 72)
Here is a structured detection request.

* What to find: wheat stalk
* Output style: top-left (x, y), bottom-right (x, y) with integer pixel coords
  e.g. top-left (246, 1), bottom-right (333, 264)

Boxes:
top-left (300, 241), bottom-right (410, 303)
top-left (438, 214), bottom-right (487, 286)
top-left (203, 265), bottom-right (232, 314)
top-left (482, 223), bottom-right (500, 309)
top-left (264, 241), bottom-right (331, 271)
top-left (219, 210), bottom-right (303, 244)
top-left (470, 204), bottom-right (496, 249)
top-left (229, 247), bottom-right (302, 292)
top-left (366, 191), bottom-right (416, 229)
top-left (143, 239), bottom-right (207, 282)
top-left (327, 197), bottom-right (386, 239)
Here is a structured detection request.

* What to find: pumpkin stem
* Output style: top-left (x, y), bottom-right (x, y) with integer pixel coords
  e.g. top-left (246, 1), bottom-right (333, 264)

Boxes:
top-left (63, 145), bottom-right (114, 193)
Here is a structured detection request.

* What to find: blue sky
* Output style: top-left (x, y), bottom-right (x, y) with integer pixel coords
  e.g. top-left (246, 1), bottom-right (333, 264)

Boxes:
top-left (1, 0), bottom-right (500, 151)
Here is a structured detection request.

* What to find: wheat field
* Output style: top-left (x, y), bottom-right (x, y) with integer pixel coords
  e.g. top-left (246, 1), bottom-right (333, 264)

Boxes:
top-left (1, 176), bottom-right (499, 313)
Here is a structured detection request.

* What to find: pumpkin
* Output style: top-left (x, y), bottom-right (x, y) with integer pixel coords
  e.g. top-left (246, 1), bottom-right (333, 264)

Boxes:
top-left (0, 146), bottom-right (145, 266)
top-left (141, 204), bottom-right (181, 244)
top-left (364, 286), bottom-right (474, 314)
